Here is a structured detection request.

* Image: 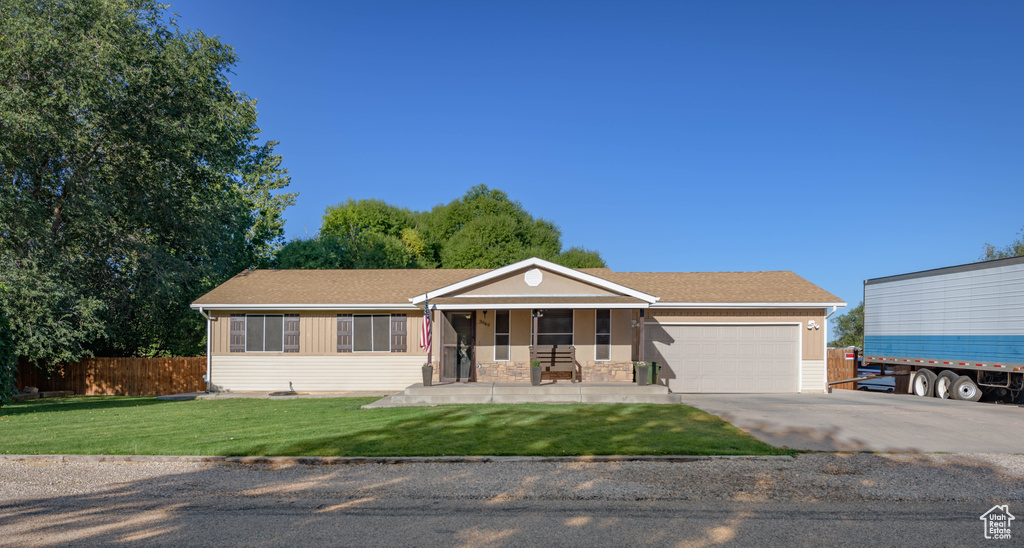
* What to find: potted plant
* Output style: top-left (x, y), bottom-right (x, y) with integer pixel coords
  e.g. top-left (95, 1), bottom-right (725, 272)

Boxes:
top-left (530, 360), bottom-right (542, 386)
top-left (634, 361), bottom-right (649, 386)
top-left (422, 362), bottom-right (433, 387)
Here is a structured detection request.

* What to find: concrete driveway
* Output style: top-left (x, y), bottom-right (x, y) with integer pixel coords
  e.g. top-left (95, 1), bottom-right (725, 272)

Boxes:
top-left (680, 390), bottom-right (1024, 452)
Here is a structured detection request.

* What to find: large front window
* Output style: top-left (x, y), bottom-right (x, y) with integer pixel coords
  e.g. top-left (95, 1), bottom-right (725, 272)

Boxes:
top-left (537, 309), bottom-right (573, 346)
top-left (246, 315), bottom-right (283, 352)
top-left (353, 314), bottom-right (391, 352)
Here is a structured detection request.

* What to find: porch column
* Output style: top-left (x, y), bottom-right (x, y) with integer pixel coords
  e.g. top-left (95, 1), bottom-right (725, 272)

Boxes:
top-left (427, 307), bottom-right (433, 365)
top-left (638, 309), bottom-right (645, 363)
top-left (531, 310), bottom-right (539, 362)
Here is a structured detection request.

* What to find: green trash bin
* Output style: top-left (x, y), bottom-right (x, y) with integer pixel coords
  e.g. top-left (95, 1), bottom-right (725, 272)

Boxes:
top-left (650, 361), bottom-right (660, 385)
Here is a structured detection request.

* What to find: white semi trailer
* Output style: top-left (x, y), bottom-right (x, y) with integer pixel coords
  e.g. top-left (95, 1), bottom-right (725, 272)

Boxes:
top-left (863, 256), bottom-right (1024, 403)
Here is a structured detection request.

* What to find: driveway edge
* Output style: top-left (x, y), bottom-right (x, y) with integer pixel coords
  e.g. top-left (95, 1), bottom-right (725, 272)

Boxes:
top-left (0, 454), bottom-right (794, 465)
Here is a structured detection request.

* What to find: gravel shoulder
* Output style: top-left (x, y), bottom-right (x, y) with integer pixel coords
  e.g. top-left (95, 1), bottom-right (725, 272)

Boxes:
top-left (2, 452), bottom-right (1022, 504)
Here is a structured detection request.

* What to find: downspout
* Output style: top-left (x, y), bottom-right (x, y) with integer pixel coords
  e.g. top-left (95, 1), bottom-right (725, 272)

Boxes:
top-left (197, 306), bottom-right (212, 392)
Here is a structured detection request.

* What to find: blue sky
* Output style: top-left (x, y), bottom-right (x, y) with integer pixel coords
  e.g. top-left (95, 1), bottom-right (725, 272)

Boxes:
top-left (170, 0), bottom-right (1022, 312)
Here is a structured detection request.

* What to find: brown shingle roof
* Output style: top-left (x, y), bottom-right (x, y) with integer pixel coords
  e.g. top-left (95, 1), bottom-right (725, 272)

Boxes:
top-left (192, 268), bottom-right (489, 305)
top-left (192, 267), bottom-right (842, 307)
top-left (599, 271), bottom-right (842, 303)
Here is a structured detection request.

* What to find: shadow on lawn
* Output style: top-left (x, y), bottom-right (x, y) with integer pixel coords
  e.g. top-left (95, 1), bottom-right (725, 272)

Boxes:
top-left (2, 396), bottom-right (169, 416)
top-left (245, 404), bottom-right (788, 457)
top-left (0, 452), bottom-right (1017, 546)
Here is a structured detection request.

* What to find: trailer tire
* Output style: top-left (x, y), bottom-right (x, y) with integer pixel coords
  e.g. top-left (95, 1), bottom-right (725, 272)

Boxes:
top-left (935, 370), bottom-right (959, 399)
top-left (951, 375), bottom-right (982, 402)
top-left (912, 369), bottom-right (936, 397)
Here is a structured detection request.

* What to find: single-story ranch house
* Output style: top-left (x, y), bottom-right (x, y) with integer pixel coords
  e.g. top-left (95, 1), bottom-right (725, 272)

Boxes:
top-left (191, 257), bottom-right (845, 394)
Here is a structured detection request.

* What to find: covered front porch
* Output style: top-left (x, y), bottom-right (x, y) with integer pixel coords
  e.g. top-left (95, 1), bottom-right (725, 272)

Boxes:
top-left (427, 304), bottom-right (650, 384)
top-left (366, 381), bottom-right (680, 407)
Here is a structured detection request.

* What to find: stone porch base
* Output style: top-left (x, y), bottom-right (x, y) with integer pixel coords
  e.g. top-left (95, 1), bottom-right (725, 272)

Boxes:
top-left (476, 361), bottom-right (632, 383)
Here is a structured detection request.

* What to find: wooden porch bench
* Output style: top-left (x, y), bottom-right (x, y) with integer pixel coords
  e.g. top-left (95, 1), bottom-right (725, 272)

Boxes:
top-left (531, 345), bottom-right (580, 383)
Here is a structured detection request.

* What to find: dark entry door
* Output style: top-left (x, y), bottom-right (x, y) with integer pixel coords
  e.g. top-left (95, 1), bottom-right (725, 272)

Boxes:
top-left (442, 311), bottom-right (475, 381)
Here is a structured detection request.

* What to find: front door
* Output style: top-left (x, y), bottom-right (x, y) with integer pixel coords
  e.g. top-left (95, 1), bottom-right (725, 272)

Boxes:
top-left (442, 311), bottom-right (475, 382)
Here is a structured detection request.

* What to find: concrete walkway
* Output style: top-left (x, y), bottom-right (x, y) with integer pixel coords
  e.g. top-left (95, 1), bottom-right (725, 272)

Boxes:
top-left (364, 382), bottom-right (681, 407)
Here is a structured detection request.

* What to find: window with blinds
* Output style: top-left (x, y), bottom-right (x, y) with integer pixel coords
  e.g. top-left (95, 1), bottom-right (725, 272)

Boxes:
top-left (595, 309), bottom-right (611, 361)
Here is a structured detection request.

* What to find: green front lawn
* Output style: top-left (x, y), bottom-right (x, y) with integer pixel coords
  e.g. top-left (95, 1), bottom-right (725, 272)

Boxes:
top-left (0, 396), bottom-right (791, 457)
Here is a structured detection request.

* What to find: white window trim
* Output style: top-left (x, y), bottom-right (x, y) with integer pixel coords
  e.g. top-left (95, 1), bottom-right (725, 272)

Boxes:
top-left (352, 314), bottom-right (392, 353)
top-left (494, 310), bottom-right (510, 362)
top-left (245, 314), bottom-right (284, 353)
top-left (595, 309), bottom-right (611, 362)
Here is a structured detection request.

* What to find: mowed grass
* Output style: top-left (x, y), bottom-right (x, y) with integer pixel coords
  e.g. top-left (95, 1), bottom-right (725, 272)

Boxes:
top-left (0, 396), bottom-right (791, 457)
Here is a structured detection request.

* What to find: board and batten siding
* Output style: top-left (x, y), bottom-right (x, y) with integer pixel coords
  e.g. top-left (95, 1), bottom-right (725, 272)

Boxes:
top-left (209, 355), bottom-right (424, 392)
top-left (649, 309), bottom-right (828, 393)
top-left (210, 311), bottom-right (425, 356)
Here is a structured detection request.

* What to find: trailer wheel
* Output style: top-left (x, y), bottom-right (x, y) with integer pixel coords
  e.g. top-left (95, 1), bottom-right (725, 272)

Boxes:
top-left (935, 370), bottom-right (959, 399)
top-left (912, 369), bottom-right (936, 397)
top-left (951, 375), bottom-right (982, 402)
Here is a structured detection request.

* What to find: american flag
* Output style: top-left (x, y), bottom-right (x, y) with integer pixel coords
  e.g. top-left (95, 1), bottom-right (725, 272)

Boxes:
top-left (419, 306), bottom-right (432, 356)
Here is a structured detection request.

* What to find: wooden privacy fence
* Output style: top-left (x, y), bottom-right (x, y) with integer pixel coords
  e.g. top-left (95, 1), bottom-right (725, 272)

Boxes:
top-left (16, 357), bottom-right (206, 396)
top-left (827, 347), bottom-right (858, 390)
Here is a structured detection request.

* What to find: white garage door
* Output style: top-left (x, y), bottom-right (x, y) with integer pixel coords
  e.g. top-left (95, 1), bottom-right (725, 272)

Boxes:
top-left (645, 324), bottom-right (799, 393)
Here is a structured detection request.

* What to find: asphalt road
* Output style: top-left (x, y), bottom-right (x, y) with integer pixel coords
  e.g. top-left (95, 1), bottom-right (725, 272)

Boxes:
top-left (1, 497), bottom-right (1002, 547)
top-left (3, 455), bottom-right (1021, 547)
top-left (679, 390), bottom-right (1024, 452)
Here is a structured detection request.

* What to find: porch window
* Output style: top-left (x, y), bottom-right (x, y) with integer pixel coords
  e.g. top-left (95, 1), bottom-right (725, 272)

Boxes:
top-left (353, 314), bottom-right (391, 352)
top-left (595, 309), bottom-right (611, 361)
top-left (537, 309), bottom-right (573, 346)
top-left (246, 314), bottom-right (283, 352)
top-left (494, 310), bottom-right (510, 361)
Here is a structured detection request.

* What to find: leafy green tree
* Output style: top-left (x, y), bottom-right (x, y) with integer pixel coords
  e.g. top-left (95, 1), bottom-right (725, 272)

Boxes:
top-left (0, 284), bottom-right (17, 407)
top-left (0, 0), bottom-right (294, 365)
top-left (830, 302), bottom-right (864, 348)
top-left (981, 228), bottom-right (1024, 260)
top-left (277, 238), bottom-right (353, 269)
top-left (554, 247), bottom-right (607, 268)
top-left (424, 185), bottom-right (563, 268)
top-left (321, 199), bottom-right (415, 240)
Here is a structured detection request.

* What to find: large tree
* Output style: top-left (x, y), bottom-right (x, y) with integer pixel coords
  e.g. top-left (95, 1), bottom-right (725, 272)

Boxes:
top-left (288, 186), bottom-right (606, 270)
top-left (830, 302), bottom-right (864, 348)
top-left (0, 0), bottom-right (294, 366)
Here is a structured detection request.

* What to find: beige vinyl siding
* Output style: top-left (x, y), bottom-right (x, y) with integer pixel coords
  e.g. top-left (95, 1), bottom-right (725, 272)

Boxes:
top-left (649, 309), bottom-right (826, 360)
top-left (801, 359), bottom-right (826, 392)
top-left (209, 354), bottom-right (423, 392)
top-left (211, 310), bottom-right (424, 356)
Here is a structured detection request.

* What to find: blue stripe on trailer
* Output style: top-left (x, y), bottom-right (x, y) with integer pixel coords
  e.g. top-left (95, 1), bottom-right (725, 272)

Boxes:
top-left (864, 335), bottom-right (1024, 364)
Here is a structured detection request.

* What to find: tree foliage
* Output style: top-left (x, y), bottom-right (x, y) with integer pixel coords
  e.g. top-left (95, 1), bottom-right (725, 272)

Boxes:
top-left (0, 0), bottom-right (294, 367)
top-left (287, 185), bottom-right (606, 270)
top-left (830, 302), bottom-right (864, 348)
top-left (981, 227), bottom-right (1024, 261)
top-left (0, 284), bottom-right (16, 407)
